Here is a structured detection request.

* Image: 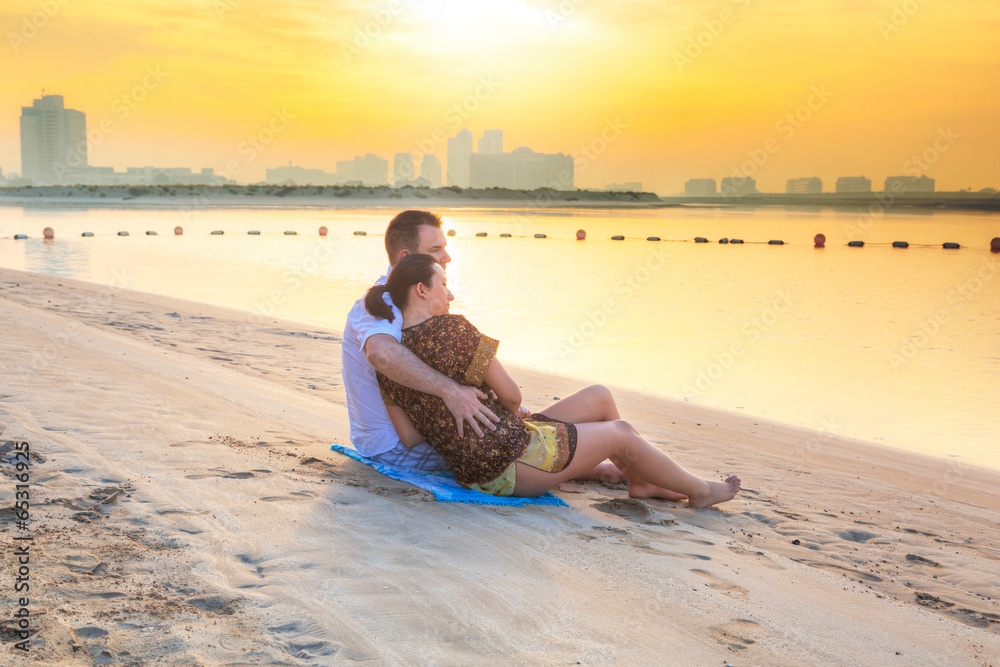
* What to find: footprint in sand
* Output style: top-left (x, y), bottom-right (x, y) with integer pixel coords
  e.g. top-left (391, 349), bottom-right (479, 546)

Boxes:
top-left (186, 596), bottom-right (237, 615)
top-left (838, 529), bottom-right (879, 543)
top-left (260, 491), bottom-right (318, 502)
top-left (709, 619), bottom-right (759, 651)
top-left (593, 498), bottom-right (677, 526)
top-left (793, 559), bottom-right (884, 582)
top-left (691, 569), bottom-right (749, 598)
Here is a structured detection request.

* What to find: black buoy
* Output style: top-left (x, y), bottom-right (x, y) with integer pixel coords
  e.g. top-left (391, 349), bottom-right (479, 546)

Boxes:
top-left (13, 234), bottom-right (28, 240)
top-left (500, 233), bottom-right (512, 238)
top-left (211, 230), bottom-right (224, 235)
top-left (81, 232), bottom-right (94, 237)
top-left (146, 231), bottom-right (157, 235)
top-left (118, 231), bottom-right (129, 236)
top-left (694, 237), bottom-right (708, 243)
top-left (475, 232), bottom-right (488, 237)
top-left (248, 230), bottom-right (261, 235)
top-left (730, 239), bottom-right (744, 244)
top-left (848, 241), bottom-right (864, 247)
top-left (354, 231), bottom-right (367, 236)
top-left (611, 235), bottom-right (625, 241)
top-left (719, 238), bottom-right (729, 244)
top-left (768, 239), bottom-right (784, 245)
top-left (942, 242), bottom-right (960, 249)
top-left (892, 241), bottom-right (909, 248)
top-left (284, 231), bottom-right (297, 235)
top-left (647, 236), bottom-right (660, 242)
top-left (534, 233), bottom-right (547, 239)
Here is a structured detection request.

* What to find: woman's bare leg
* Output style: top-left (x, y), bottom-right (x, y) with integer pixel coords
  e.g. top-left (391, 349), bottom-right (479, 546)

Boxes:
top-left (536, 386), bottom-right (688, 500)
top-left (512, 420), bottom-right (740, 508)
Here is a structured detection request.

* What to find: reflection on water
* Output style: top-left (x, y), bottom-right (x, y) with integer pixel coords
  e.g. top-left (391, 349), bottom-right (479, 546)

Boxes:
top-left (2, 204), bottom-right (998, 469)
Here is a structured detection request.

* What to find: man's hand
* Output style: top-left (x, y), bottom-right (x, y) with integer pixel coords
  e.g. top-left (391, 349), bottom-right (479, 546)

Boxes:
top-left (443, 382), bottom-right (499, 438)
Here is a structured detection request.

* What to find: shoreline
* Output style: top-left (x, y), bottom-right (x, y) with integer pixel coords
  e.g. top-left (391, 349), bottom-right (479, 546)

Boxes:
top-left (3, 185), bottom-right (1000, 213)
top-left (1, 266), bottom-right (998, 663)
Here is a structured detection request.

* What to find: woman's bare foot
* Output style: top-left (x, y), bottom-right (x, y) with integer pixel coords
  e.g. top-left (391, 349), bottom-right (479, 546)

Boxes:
top-left (686, 474), bottom-right (741, 508)
top-left (628, 479), bottom-right (688, 502)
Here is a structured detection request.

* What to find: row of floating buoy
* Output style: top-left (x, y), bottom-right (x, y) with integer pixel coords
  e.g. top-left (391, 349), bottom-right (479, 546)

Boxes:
top-left (8, 227), bottom-right (1000, 252)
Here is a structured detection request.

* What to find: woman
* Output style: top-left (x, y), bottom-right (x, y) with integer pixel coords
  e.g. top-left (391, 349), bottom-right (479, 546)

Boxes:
top-left (365, 254), bottom-right (740, 506)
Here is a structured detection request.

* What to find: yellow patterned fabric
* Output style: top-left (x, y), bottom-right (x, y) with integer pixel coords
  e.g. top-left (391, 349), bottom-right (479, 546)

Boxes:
top-left (465, 414), bottom-right (577, 496)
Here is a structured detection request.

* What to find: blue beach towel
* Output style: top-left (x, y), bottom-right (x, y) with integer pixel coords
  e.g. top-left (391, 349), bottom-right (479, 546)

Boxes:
top-left (330, 444), bottom-right (568, 507)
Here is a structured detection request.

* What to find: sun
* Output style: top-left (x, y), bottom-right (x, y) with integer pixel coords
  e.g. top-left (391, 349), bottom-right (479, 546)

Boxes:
top-left (405, 0), bottom-right (546, 45)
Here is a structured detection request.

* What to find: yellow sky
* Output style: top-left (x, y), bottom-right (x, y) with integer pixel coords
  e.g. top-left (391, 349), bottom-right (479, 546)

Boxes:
top-left (2, 0), bottom-right (998, 192)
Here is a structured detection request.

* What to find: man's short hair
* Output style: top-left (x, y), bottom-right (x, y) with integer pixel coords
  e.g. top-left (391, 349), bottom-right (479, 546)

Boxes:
top-left (384, 210), bottom-right (443, 265)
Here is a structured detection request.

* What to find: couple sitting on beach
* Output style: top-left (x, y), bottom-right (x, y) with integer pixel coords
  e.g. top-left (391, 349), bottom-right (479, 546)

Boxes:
top-left (342, 210), bottom-right (740, 506)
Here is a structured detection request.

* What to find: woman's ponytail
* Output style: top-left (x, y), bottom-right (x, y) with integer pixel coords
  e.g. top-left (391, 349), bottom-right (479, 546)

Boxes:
top-left (364, 285), bottom-right (395, 322)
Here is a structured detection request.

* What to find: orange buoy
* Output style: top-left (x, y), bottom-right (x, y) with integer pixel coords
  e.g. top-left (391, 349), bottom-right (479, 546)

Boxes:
top-left (447, 229), bottom-right (456, 237)
top-left (814, 233), bottom-right (826, 247)
top-left (43, 227), bottom-right (54, 239)
top-left (576, 229), bottom-right (586, 240)
top-left (174, 226), bottom-right (183, 235)
top-left (319, 226), bottom-right (328, 236)
top-left (991, 237), bottom-right (1000, 253)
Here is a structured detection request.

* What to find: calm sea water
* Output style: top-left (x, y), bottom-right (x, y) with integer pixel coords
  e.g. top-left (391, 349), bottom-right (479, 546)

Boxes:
top-left (2, 204), bottom-right (998, 470)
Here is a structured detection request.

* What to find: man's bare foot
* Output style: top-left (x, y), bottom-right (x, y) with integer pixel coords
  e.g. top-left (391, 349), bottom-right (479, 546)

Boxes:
top-left (572, 461), bottom-right (628, 485)
top-left (628, 479), bottom-right (688, 502)
top-left (686, 474), bottom-right (741, 508)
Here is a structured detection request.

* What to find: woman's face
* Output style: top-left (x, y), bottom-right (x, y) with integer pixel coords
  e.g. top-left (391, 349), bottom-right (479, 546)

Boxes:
top-left (423, 263), bottom-right (454, 316)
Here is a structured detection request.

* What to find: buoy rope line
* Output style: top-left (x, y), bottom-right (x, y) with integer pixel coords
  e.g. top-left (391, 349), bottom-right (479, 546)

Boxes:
top-left (1, 233), bottom-right (993, 249)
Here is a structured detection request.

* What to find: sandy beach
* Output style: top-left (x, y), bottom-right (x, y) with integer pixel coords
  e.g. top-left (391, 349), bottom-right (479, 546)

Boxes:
top-left (1, 266), bottom-right (998, 665)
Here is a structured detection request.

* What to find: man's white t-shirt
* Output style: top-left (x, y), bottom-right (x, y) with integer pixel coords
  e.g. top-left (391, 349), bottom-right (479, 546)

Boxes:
top-left (341, 267), bottom-right (405, 457)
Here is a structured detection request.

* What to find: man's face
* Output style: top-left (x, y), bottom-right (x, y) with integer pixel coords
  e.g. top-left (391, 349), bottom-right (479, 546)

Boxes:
top-left (413, 224), bottom-right (451, 266)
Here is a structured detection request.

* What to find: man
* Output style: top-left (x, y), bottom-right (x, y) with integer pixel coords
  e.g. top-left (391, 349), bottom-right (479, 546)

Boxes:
top-left (342, 210), bottom-right (498, 469)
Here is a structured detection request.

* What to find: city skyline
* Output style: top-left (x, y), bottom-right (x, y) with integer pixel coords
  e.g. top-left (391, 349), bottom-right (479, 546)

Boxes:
top-left (2, 1), bottom-right (999, 193)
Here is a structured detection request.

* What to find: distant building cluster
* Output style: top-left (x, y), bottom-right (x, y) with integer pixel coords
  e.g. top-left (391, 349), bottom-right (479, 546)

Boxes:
top-left (786, 177), bottom-right (822, 194)
top-left (884, 175), bottom-right (935, 193)
top-left (266, 128), bottom-right (573, 190)
top-left (16, 94), bottom-right (232, 186)
top-left (683, 177), bottom-right (758, 197)
top-left (9, 94), bottom-right (574, 191)
top-left (681, 173), bottom-right (937, 196)
top-left (835, 176), bottom-right (871, 193)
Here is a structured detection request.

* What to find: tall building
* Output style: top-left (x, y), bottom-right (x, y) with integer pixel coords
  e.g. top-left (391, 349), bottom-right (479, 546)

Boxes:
top-left (354, 153), bottom-right (389, 186)
top-left (786, 177), bottom-right (822, 194)
top-left (884, 175), bottom-right (935, 193)
top-left (720, 177), bottom-right (756, 197)
top-left (393, 153), bottom-right (415, 185)
top-left (835, 176), bottom-right (872, 193)
top-left (684, 178), bottom-right (717, 196)
top-left (478, 130), bottom-right (503, 155)
top-left (468, 147), bottom-right (573, 190)
top-left (20, 94), bottom-right (86, 185)
top-left (446, 129), bottom-right (473, 187)
top-left (421, 154), bottom-right (442, 188)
